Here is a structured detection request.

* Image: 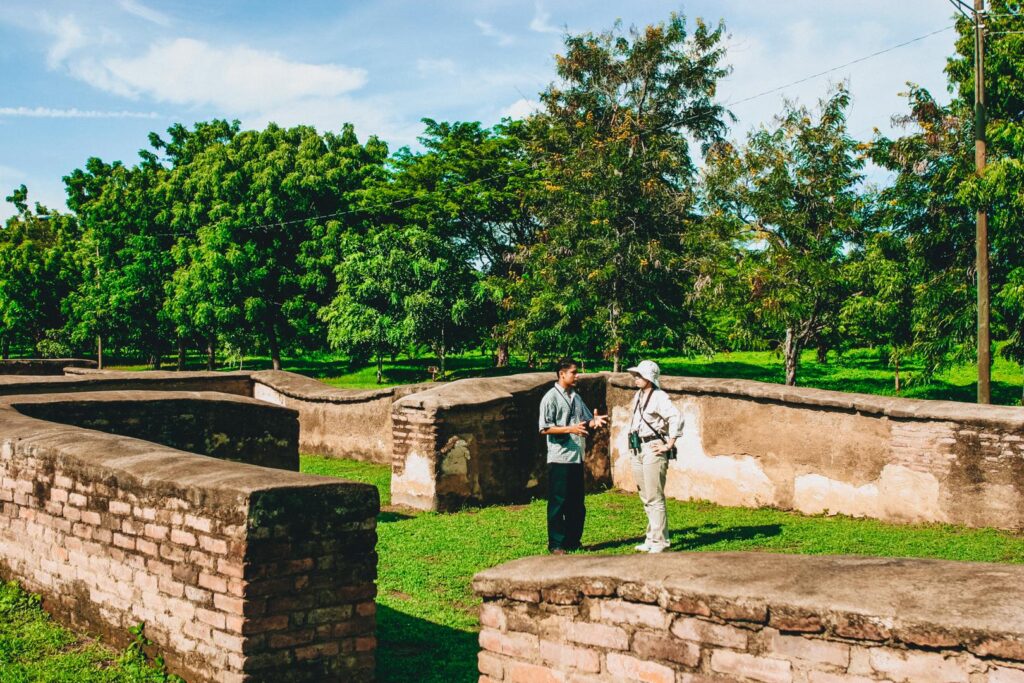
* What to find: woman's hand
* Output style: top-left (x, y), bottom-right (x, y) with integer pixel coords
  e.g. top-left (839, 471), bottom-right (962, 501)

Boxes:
top-left (651, 438), bottom-right (676, 455)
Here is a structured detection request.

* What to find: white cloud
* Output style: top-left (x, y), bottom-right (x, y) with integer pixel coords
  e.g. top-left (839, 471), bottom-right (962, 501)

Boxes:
top-left (42, 15), bottom-right (87, 69)
top-left (529, 2), bottom-right (560, 34)
top-left (0, 106), bottom-right (158, 119)
top-left (416, 58), bottom-right (457, 77)
top-left (500, 97), bottom-right (540, 120)
top-left (475, 19), bottom-right (515, 46)
top-left (69, 38), bottom-right (367, 113)
top-left (118, 0), bottom-right (171, 27)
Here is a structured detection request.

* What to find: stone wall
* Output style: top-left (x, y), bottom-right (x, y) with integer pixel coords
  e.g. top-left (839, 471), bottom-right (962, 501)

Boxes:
top-left (251, 370), bottom-right (429, 463)
top-left (474, 552), bottom-right (1024, 683)
top-left (6, 369), bottom-right (253, 398)
top-left (0, 397), bottom-right (377, 682)
top-left (391, 373), bottom-right (609, 511)
top-left (607, 374), bottom-right (1024, 529)
top-left (9, 391), bottom-right (299, 471)
top-left (0, 358), bottom-right (96, 375)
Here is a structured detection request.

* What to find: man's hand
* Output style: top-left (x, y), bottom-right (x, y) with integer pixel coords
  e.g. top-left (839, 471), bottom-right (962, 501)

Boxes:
top-left (589, 409), bottom-right (608, 430)
top-left (568, 422), bottom-right (590, 436)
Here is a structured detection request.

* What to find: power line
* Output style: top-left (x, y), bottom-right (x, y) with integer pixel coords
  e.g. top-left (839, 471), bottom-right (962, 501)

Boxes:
top-left (146, 23), bottom-right (958, 240)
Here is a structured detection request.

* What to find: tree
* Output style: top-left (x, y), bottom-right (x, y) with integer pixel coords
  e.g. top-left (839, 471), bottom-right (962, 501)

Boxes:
top-left (515, 14), bottom-right (730, 370)
top-left (840, 230), bottom-right (915, 392)
top-left (0, 186), bottom-right (81, 357)
top-left (703, 88), bottom-right (863, 385)
top-left (386, 119), bottom-right (541, 367)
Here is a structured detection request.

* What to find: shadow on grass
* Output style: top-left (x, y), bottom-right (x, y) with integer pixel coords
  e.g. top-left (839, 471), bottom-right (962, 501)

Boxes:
top-left (670, 523), bottom-right (782, 550)
top-left (377, 604), bottom-right (478, 683)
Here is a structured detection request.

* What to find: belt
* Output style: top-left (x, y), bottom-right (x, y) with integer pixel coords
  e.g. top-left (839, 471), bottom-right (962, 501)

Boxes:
top-left (640, 434), bottom-right (662, 443)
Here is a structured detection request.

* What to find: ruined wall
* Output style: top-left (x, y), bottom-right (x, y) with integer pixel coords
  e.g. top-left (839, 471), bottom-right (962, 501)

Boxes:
top-left (607, 374), bottom-right (1024, 529)
top-left (391, 373), bottom-right (609, 511)
top-left (0, 358), bottom-right (96, 375)
top-left (474, 552), bottom-right (1024, 683)
top-left (0, 400), bottom-right (377, 683)
top-left (251, 370), bottom-right (429, 463)
top-left (9, 391), bottom-right (299, 471)
top-left (7, 369), bottom-right (253, 398)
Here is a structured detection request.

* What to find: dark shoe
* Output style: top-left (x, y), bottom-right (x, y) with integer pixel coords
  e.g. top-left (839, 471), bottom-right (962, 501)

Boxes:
top-left (550, 548), bottom-right (567, 555)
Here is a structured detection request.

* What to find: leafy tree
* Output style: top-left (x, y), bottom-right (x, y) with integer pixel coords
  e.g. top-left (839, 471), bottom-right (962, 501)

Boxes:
top-left (63, 156), bottom-right (174, 368)
top-left (840, 230), bottom-right (915, 392)
top-left (0, 186), bottom-right (81, 357)
top-left (703, 88), bottom-right (863, 385)
top-left (386, 119), bottom-right (541, 366)
top-left (515, 14), bottom-right (730, 370)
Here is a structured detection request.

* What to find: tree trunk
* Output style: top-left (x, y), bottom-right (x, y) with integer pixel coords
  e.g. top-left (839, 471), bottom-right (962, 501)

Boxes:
top-left (97, 335), bottom-right (104, 370)
top-left (816, 344), bottom-right (829, 364)
top-left (1, 336), bottom-right (9, 360)
top-left (267, 322), bottom-right (281, 371)
top-left (376, 353), bottom-right (383, 384)
top-left (613, 347), bottom-right (623, 373)
top-left (150, 352), bottom-right (162, 371)
top-left (783, 327), bottom-right (800, 386)
top-left (177, 339), bottom-right (185, 371)
top-left (894, 353), bottom-right (901, 395)
top-left (206, 339), bottom-right (215, 371)
top-left (496, 342), bottom-right (509, 368)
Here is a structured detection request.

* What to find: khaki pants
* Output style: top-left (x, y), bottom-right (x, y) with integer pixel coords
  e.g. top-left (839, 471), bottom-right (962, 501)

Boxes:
top-left (630, 443), bottom-right (669, 548)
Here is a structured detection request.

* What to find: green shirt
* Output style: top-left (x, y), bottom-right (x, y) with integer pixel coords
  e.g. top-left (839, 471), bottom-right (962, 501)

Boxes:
top-left (538, 383), bottom-right (594, 464)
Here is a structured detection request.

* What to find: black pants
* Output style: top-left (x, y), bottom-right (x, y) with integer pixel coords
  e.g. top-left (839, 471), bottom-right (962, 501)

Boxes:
top-left (548, 463), bottom-right (585, 551)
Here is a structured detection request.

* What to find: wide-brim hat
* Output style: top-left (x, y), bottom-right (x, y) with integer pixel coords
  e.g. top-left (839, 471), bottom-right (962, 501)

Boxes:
top-left (627, 360), bottom-right (661, 388)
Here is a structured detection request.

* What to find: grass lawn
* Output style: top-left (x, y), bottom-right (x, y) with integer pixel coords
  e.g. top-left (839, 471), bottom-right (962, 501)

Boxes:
top-left (298, 456), bottom-right (1024, 683)
top-left (112, 346), bottom-right (1024, 405)
top-left (0, 582), bottom-right (181, 682)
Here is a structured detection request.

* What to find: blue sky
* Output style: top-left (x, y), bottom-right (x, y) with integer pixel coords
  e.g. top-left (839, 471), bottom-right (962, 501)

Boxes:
top-left (0, 1), bottom-right (960, 221)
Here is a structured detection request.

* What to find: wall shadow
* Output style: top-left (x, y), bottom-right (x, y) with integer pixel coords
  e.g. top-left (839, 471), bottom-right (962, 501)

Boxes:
top-left (377, 604), bottom-right (478, 683)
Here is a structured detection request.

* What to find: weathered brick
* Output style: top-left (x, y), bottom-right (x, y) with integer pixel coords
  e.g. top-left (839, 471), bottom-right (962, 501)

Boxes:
top-left (606, 652), bottom-right (675, 683)
top-left (198, 571), bottom-right (228, 594)
top-left (633, 630), bottom-right (700, 667)
top-left (480, 628), bottom-right (540, 659)
top-left (481, 602), bottom-right (508, 630)
top-left (671, 616), bottom-right (748, 649)
top-left (769, 632), bottom-right (849, 668)
top-left (108, 501), bottom-right (131, 515)
top-left (808, 673), bottom-right (877, 683)
top-left (867, 647), bottom-right (968, 682)
top-left (478, 650), bottom-right (504, 678)
top-left (170, 529), bottom-right (197, 547)
top-left (597, 599), bottom-right (668, 629)
top-left (539, 638), bottom-right (601, 672)
top-left (989, 667), bottom-right (1024, 683)
top-left (710, 650), bottom-right (792, 683)
top-left (565, 621), bottom-right (629, 650)
top-left (506, 660), bottom-right (566, 683)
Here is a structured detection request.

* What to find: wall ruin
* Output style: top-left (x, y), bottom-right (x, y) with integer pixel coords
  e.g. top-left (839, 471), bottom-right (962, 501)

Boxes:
top-left (606, 374), bottom-right (1024, 529)
top-left (474, 552), bottom-right (1024, 682)
top-left (0, 378), bottom-right (378, 682)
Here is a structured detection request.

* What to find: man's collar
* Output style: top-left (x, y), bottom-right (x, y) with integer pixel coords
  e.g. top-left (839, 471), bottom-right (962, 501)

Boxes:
top-left (554, 382), bottom-right (575, 396)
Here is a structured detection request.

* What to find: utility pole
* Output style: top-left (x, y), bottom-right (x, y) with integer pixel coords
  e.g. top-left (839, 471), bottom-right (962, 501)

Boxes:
top-left (974, 0), bottom-right (990, 403)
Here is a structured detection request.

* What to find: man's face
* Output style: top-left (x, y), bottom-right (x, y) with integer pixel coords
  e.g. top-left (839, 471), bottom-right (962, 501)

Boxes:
top-left (559, 365), bottom-right (579, 388)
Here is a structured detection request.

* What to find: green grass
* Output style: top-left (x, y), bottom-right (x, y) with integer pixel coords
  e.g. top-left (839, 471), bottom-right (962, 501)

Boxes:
top-left (111, 345), bottom-right (1024, 405)
top-left (0, 582), bottom-right (181, 682)
top-left (301, 455), bottom-right (1024, 683)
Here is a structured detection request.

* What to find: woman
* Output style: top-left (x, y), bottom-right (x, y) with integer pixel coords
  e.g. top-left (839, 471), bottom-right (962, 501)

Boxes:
top-left (626, 360), bottom-right (683, 553)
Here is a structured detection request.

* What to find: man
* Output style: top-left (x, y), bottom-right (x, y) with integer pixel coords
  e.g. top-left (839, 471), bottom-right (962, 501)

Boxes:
top-left (626, 360), bottom-right (682, 553)
top-left (538, 358), bottom-right (607, 554)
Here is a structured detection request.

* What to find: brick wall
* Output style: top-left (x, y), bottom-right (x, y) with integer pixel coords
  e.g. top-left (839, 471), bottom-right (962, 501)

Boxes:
top-left (0, 401), bottom-right (377, 683)
top-left (391, 373), bottom-right (609, 512)
top-left (10, 391), bottom-right (299, 470)
top-left (607, 374), bottom-right (1024, 529)
top-left (473, 553), bottom-right (1024, 683)
top-left (252, 370), bottom-right (429, 464)
top-left (0, 358), bottom-right (96, 375)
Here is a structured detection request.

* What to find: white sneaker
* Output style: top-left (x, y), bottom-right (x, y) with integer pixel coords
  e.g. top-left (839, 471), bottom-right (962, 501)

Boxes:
top-left (647, 544), bottom-right (670, 554)
top-left (634, 542), bottom-right (652, 552)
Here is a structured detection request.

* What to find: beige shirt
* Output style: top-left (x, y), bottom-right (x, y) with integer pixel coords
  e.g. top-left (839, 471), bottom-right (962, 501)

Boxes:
top-left (629, 389), bottom-right (683, 440)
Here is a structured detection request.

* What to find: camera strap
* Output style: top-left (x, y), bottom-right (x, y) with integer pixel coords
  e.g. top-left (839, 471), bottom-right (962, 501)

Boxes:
top-left (634, 390), bottom-right (668, 445)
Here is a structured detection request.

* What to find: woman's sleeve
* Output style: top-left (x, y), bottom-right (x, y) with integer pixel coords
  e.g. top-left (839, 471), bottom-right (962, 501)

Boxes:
top-left (659, 392), bottom-right (684, 439)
